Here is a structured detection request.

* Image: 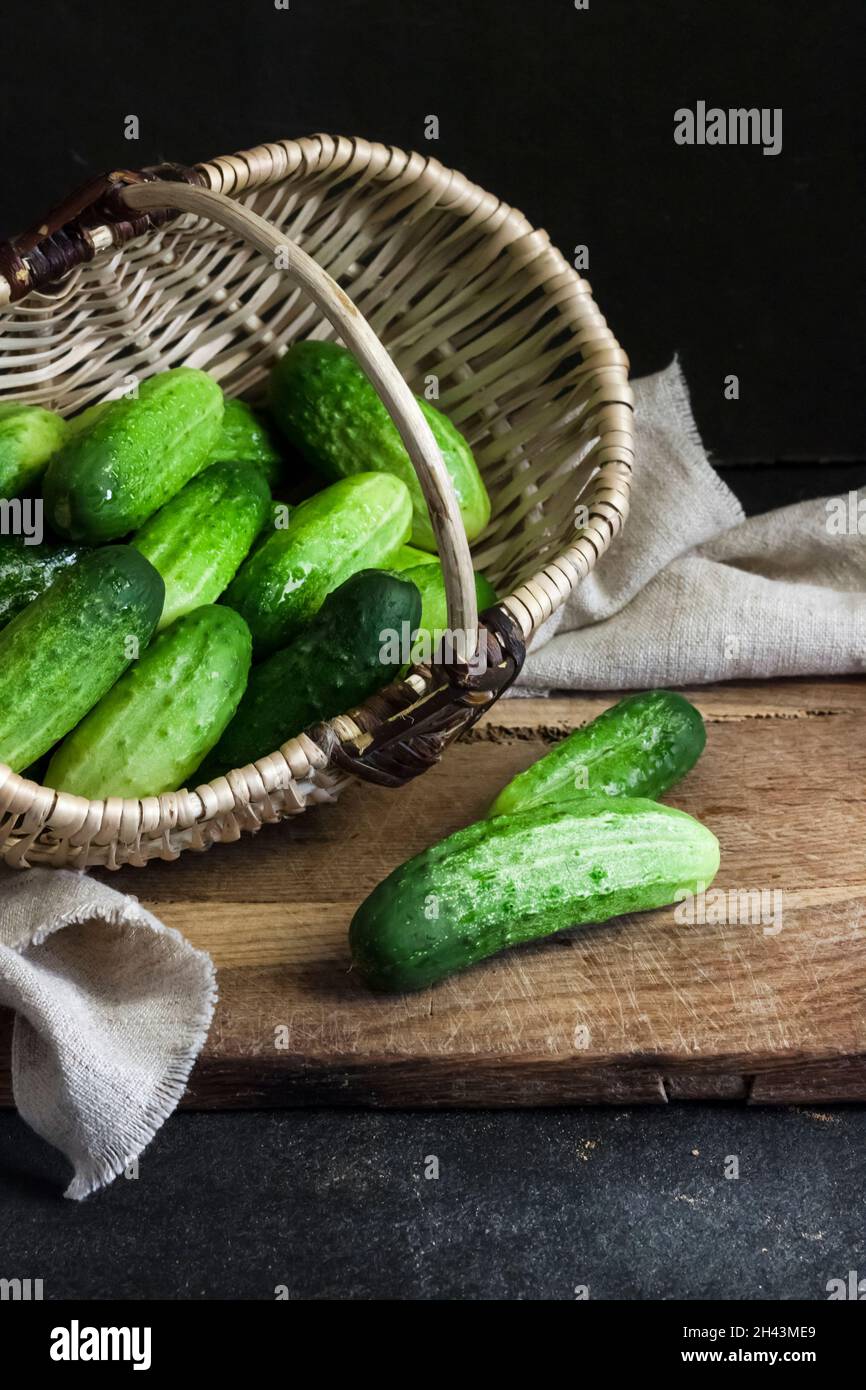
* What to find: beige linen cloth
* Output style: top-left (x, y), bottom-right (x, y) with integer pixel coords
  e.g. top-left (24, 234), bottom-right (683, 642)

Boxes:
top-left (519, 361), bottom-right (865, 689)
top-left (0, 360), bottom-right (862, 1199)
top-left (0, 869), bottom-right (215, 1199)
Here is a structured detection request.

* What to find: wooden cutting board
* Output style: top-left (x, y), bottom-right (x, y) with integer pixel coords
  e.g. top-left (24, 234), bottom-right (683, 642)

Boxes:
top-left (1, 679), bottom-right (864, 1106)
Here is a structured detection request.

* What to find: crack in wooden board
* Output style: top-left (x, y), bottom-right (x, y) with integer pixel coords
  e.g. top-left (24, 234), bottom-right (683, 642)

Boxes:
top-left (471, 680), bottom-right (866, 742)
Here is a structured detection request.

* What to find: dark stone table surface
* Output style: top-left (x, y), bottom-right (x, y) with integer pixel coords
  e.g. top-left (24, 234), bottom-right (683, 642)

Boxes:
top-left (1, 1105), bottom-right (863, 1300)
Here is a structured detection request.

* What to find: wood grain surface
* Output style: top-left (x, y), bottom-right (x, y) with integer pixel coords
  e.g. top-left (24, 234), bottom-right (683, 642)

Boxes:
top-left (1, 679), bottom-right (864, 1106)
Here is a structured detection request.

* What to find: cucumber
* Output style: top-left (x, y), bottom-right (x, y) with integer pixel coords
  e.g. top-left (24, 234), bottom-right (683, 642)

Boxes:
top-left (350, 796), bottom-right (721, 992)
top-left (0, 404), bottom-right (68, 497)
top-left (66, 400), bottom-right (110, 436)
top-left (268, 341), bottom-right (491, 552)
top-left (198, 569), bottom-right (421, 781)
top-left (208, 399), bottom-right (283, 487)
top-left (47, 605), bottom-right (251, 799)
top-left (400, 560), bottom-right (497, 660)
top-left (223, 472), bottom-right (412, 655)
top-left (387, 544), bottom-right (439, 573)
top-left (487, 691), bottom-right (707, 818)
top-left (0, 546), bottom-right (164, 773)
top-left (43, 368), bottom-right (225, 542)
top-left (474, 571), bottom-right (498, 612)
top-left (0, 534), bottom-right (87, 629)
top-left (131, 460), bottom-right (271, 630)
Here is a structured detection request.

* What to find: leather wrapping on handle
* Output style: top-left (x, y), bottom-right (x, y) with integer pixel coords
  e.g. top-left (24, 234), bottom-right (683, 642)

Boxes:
top-left (312, 605), bottom-right (526, 788)
top-left (0, 165), bottom-right (203, 302)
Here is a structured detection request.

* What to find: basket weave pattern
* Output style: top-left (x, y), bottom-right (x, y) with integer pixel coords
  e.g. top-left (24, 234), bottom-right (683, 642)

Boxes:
top-left (0, 136), bottom-right (633, 868)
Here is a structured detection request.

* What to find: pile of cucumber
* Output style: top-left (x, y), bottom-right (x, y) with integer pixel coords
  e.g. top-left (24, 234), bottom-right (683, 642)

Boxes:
top-left (0, 344), bottom-right (494, 798)
top-left (0, 343), bottom-right (722, 994)
top-left (350, 690), bottom-right (721, 992)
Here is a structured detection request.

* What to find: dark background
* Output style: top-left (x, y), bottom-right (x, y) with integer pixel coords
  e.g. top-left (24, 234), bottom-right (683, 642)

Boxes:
top-left (0, 0), bottom-right (864, 1301)
top-left (0, 0), bottom-right (863, 469)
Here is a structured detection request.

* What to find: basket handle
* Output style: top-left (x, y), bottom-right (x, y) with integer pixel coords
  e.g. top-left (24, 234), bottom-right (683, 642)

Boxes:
top-left (121, 180), bottom-right (480, 656)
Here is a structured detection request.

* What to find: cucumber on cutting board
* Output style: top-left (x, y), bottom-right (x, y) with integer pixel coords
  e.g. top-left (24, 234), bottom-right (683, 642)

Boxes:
top-left (0, 534), bottom-right (87, 629)
top-left (0, 403), bottom-right (68, 497)
top-left (487, 691), bottom-right (707, 818)
top-left (43, 368), bottom-right (224, 542)
top-left (223, 472), bottom-right (412, 655)
top-left (268, 341), bottom-right (491, 552)
top-left (47, 605), bottom-right (252, 799)
top-left (131, 460), bottom-right (271, 629)
top-left (198, 569), bottom-right (421, 781)
top-left (208, 399), bottom-right (283, 487)
top-left (350, 796), bottom-right (721, 992)
top-left (0, 546), bottom-right (164, 773)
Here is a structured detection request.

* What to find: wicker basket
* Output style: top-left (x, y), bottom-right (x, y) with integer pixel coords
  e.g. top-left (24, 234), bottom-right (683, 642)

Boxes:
top-left (0, 135), bottom-right (634, 870)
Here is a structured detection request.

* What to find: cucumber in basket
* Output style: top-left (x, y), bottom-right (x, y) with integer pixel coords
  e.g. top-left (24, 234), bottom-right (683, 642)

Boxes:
top-left (43, 368), bottom-right (224, 542)
top-left (350, 796), bottom-right (721, 992)
top-left (198, 569), bottom-right (421, 782)
top-left (387, 544), bottom-right (439, 573)
top-left (268, 341), bottom-right (491, 552)
top-left (0, 403), bottom-right (68, 498)
top-left (207, 399), bottom-right (284, 487)
top-left (0, 534), bottom-right (87, 629)
top-left (47, 605), bottom-right (252, 799)
top-left (400, 560), bottom-right (497, 660)
top-left (131, 460), bottom-right (271, 630)
top-left (0, 546), bottom-right (164, 773)
top-left (223, 472), bottom-right (412, 655)
top-left (66, 399), bottom-right (111, 436)
top-left (487, 691), bottom-right (707, 818)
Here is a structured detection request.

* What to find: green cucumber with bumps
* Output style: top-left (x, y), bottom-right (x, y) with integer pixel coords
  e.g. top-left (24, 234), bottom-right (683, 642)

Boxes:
top-left (268, 341), bottom-right (491, 552)
top-left (0, 403), bottom-right (68, 497)
top-left (198, 569), bottom-right (421, 781)
top-left (0, 534), bottom-right (88, 629)
top-left (47, 605), bottom-right (252, 799)
top-left (131, 460), bottom-right (271, 630)
top-left (208, 399), bottom-right (283, 486)
top-left (487, 691), bottom-right (707, 818)
top-left (44, 368), bottom-right (225, 542)
top-left (350, 796), bottom-right (721, 992)
top-left (0, 546), bottom-right (164, 773)
top-left (223, 472), bottom-right (412, 655)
